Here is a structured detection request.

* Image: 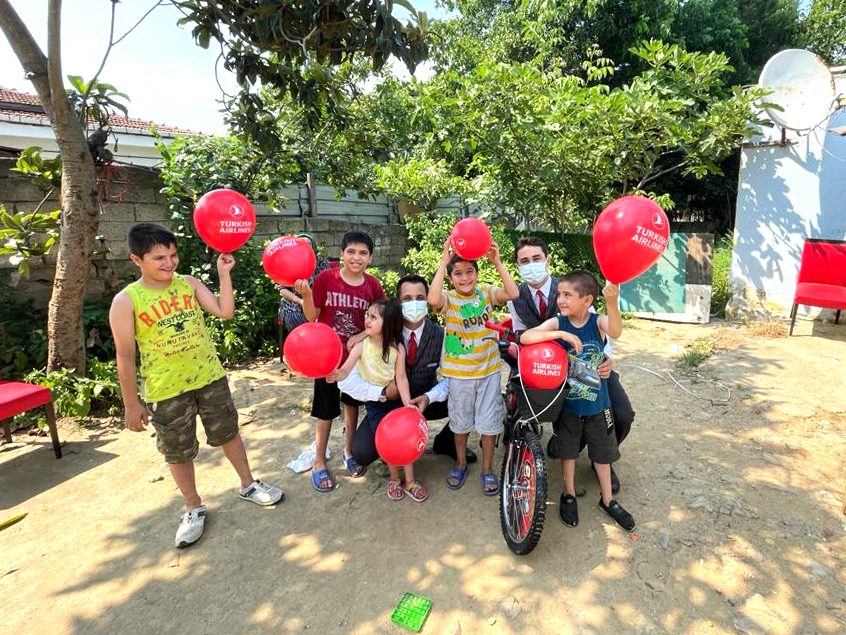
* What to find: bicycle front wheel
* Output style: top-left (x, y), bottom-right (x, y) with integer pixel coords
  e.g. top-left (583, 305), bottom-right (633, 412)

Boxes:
top-left (499, 426), bottom-right (548, 555)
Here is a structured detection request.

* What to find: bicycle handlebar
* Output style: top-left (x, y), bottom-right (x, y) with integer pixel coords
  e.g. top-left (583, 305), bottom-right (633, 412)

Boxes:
top-left (484, 320), bottom-right (507, 333)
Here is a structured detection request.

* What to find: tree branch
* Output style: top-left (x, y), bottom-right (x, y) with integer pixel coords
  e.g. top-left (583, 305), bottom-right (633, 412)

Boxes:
top-left (637, 160), bottom-right (689, 190)
top-left (87, 0), bottom-right (118, 94)
top-left (113, 0), bottom-right (165, 46)
top-left (47, 0), bottom-right (65, 118)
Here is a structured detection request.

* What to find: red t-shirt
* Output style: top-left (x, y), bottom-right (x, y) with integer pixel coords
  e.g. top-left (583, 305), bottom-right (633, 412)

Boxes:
top-left (312, 268), bottom-right (386, 361)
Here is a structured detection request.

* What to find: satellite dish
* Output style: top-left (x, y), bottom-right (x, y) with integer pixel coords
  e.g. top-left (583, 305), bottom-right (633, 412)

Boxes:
top-left (758, 49), bottom-right (836, 131)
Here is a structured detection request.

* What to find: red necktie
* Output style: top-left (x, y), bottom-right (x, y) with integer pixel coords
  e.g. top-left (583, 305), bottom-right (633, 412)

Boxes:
top-left (537, 289), bottom-right (547, 318)
top-left (407, 331), bottom-right (418, 366)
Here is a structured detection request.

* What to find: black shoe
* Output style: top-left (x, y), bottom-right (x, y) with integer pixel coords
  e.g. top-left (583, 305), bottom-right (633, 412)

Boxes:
top-left (598, 498), bottom-right (636, 532)
top-left (559, 493), bottom-right (579, 527)
top-left (591, 462), bottom-right (621, 495)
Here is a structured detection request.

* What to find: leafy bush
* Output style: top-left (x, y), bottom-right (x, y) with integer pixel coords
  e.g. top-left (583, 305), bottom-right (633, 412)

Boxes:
top-left (711, 234), bottom-right (733, 318)
top-left (189, 241), bottom-right (281, 365)
top-left (0, 287), bottom-right (47, 379)
top-left (367, 267), bottom-right (401, 296)
top-left (25, 358), bottom-right (120, 419)
top-left (401, 210), bottom-right (602, 286)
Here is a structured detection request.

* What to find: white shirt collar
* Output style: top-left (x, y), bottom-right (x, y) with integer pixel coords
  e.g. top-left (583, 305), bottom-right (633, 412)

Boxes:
top-left (532, 275), bottom-right (553, 300)
top-left (403, 323), bottom-right (425, 345)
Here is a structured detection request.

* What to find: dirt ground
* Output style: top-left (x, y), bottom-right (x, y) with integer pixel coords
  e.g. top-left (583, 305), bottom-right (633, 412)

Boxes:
top-left (2, 318), bottom-right (845, 635)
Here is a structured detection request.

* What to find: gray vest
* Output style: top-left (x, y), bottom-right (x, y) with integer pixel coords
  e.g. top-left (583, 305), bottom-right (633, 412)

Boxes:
top-left (406, 320), bottom-right (443, 398)
top-left (511, 277), bottom-right (559, 332)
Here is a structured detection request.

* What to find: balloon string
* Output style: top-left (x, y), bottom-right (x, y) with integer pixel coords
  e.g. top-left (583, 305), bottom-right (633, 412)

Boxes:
top-left (617, 363), bottom-right (732, 403)
top-left (511, 346), bottom-right (569, 422)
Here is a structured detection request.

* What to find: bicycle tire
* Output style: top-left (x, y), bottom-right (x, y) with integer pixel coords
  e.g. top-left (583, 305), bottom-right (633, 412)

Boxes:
top-left (499, 426), bottom-right (548, 555)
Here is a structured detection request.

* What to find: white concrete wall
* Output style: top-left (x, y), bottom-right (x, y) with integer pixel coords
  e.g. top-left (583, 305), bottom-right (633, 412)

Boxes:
top-left (730, 70), bottom-right (846, 317)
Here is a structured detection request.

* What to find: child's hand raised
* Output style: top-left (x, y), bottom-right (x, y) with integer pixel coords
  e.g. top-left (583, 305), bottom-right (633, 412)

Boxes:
top-left (441, 238), bottom-right (453, 263)
top-left (486, 240), bottom-right (502, 264)
top-left (293, 279), bottom-right (312, 296)
top-left (217, 253), bottom-right (235, 275)
top-left (602, 282), bottom-right (620, 303)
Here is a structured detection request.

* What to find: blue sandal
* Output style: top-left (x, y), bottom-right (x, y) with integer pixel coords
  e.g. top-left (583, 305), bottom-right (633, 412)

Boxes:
top-left (481, 473), bottom-right (500, 496)
top-left (446, 465), bottom-right (469, 490)
top-left (311, 468), bottom-right (335, 493)
top-left (343, 455), bottom-right (367, 478)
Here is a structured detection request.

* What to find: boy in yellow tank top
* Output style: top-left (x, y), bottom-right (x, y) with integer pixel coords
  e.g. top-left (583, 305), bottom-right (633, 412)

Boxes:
top-left (109, 223), bottom-right (283, 549)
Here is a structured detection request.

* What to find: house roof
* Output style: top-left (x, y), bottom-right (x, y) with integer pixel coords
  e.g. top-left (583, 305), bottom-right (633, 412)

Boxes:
top-left (0, 87), bottom-right (199, 136)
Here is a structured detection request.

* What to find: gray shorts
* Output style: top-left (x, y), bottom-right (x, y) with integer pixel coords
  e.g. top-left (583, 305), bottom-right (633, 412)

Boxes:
top-left (146, 376), bottom-right (239, 464)
top-left (447, 373), bottom-right (505, 436)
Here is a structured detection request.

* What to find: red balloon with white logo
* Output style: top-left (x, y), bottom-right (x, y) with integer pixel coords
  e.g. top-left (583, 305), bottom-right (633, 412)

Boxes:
top-left (283, 322), bottom-right (343, 378)
top-left (592, 195), bottom-right (669, 284)
top-left (193, 189), bottom-right (256, 252)
top-left (450, 217), bottom-right (492, 260)
top-left (519, 342), bottom-right (569, 390)
top-left (375, 406), bottom-right (429, 466)
top-left (262, 236), bottom-right (317, 286)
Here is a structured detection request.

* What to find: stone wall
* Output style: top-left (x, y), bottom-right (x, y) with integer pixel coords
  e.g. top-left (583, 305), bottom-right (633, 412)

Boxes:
top-left (0, 159), bottom-right (408, 309)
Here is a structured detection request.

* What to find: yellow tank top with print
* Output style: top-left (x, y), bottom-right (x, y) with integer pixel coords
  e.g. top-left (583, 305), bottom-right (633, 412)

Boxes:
top-left (358, 338), bottom-right (397, 387)
top-left (125, 273), bottom-right (225, 402)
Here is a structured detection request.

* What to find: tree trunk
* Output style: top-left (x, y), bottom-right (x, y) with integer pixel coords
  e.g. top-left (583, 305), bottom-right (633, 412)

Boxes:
top-left (0, 0), bottom-right (99, 374)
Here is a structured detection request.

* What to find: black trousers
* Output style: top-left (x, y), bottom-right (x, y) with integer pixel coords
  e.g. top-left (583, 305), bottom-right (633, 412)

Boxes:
top-left (351, 400), bottom-right (450, 467)
top-left (607, 370), bottom-right (635, 445)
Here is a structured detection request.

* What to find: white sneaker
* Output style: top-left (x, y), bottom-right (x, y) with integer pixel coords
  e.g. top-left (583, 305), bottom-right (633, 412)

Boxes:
top-left (175, 505), bottom-right (207, 548)
top-left (238, 479), bottom-right (284, 506)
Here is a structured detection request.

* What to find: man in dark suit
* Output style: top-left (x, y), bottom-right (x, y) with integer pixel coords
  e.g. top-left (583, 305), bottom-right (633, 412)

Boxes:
top-left (508, 237), bottom-right (635, 493)
top-left (348, 275), bottom-right (476, 466)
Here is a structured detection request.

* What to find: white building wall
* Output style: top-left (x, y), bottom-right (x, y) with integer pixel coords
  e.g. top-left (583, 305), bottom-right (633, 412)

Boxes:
top-left (0, 114), bottom-right (183, 167)
top-left (730, 70), bottom-right (846, 317)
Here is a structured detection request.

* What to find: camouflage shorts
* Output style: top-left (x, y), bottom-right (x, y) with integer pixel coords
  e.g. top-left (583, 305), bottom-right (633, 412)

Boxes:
top-left (146, 376), bottom-right (239, 464)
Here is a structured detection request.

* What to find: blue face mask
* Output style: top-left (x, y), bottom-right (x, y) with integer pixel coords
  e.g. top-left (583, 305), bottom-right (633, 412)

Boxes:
top-left (401, 300), bottom-right (428, 323)
top-left (518, 261), bottom-right (548, 286)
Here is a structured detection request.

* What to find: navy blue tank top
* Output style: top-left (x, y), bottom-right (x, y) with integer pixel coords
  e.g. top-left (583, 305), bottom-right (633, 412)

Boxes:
top-left (557, 313), bottom-right (610, 416)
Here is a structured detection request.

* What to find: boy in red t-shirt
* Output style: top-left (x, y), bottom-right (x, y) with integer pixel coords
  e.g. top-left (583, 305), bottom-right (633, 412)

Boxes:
top-left (296, 231), bottom-right (386, 492)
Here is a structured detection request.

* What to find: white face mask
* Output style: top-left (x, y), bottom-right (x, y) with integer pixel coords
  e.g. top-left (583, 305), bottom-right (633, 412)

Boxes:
top-left (401, 299), bottom-right (428, 323)
top-left (518, 261), bottom-right (548, 286)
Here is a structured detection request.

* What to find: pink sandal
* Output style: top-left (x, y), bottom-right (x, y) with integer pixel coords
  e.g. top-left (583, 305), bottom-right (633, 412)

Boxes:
top-left (386, 479), bottom-right (404, 501)
top-left (403, 480), bottom-right (429, 503)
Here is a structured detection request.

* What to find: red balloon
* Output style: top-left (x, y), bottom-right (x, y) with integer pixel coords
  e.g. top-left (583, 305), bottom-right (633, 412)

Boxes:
top-left (519, 342), bottom-right (569, 390)
top-left (193, 189), bottom-right (256, 252)
top-left (262, 236), bottom-right (317, 286)
top-left (450, 217), bottom-right (492, 260)
top-left (375, 406), bottom-right (429, 466)
top-left (283, 323), bottom-right (343, 378)
top-left (592, 195), bottom-right (669, 284)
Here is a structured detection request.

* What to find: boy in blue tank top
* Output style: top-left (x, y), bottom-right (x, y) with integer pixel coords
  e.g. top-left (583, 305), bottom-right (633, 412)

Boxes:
top-left (521, 270), bottom-right (635, 532)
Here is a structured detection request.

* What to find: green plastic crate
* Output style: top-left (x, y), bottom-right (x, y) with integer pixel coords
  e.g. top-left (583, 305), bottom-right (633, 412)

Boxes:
top-left (391, 592), bottom-right (432, 632)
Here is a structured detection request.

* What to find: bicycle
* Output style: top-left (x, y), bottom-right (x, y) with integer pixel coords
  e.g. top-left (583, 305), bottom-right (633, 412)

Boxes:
top-left (485, 320), bottom-right (600, 556)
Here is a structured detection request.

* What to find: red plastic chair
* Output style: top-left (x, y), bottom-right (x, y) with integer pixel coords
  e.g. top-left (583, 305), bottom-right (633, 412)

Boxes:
top-left (789, 239), bottom-right (846, 336)
top-left (0, 379), bottom-right (62, 458)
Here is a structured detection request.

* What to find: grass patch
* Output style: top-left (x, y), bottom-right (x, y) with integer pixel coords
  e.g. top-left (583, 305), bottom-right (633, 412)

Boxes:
top-left (675, 338), bottom-right (716, 369)
top-left (745, 319), bottom-right (787, 338)
top-left (711, 234), bottom-right (733, 318)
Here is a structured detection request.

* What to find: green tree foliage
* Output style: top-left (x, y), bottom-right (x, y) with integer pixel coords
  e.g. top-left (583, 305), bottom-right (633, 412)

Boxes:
top-left (157, 135), bottom-right (291, 364)
top-left (800, 0), bottom-right (846, 64)
top-left (376, 42), bottom-right (767, 231)
top-left (174, 0), bottom-right (430, 147)
top-left (0, 0), bottom-right (429, 375)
